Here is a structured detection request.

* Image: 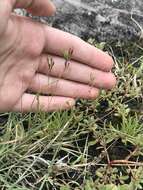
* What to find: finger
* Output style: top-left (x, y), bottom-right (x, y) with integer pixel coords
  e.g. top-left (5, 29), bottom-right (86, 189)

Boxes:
top-left (0, 0), bottom-right (12, 34)
top-left (15, 0), bottom-right (56, 16)
top-left (0, 0), bottom-right (55, 35)
top-left (12, 93), bottom-right (75, 113)
top-left (28, 73), bottom-right (100, 99)
top-left (43, 26), bottom-right (114, 72)
top-left (38, 55), bottom-right (116, 90)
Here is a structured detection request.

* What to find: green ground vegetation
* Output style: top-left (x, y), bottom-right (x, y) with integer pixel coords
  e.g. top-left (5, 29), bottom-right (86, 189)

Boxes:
top-left (0, 41), bottom-right (142, 190)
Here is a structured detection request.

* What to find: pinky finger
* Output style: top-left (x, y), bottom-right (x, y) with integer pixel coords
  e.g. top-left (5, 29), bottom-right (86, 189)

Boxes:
top-left (12, 93), bottom-right (75, 113)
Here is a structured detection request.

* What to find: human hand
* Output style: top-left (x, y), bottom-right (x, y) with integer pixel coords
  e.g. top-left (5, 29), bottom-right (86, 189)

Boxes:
top-left (0, 0), bottom-right (116, 112)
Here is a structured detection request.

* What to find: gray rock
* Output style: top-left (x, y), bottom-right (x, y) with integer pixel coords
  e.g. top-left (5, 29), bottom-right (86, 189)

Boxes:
top-left (45, 0), bottom-right (143, 42)
top-left (15, 0), bottom-right (143, 42)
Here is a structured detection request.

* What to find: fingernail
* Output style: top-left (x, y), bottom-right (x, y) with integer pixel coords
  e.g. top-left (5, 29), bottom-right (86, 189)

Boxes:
top-left (66, 99), bottom-right (75, 107)
top-left (90, 89), bottom-right (99, 99)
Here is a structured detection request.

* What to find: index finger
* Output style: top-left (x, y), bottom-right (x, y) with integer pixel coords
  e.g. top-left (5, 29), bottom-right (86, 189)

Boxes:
top-left (43, 26), bottom-right (114, 72)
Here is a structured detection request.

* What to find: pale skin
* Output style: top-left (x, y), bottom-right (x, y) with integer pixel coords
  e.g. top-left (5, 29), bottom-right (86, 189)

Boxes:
top-left (0, 0), bottom-right (116, 112)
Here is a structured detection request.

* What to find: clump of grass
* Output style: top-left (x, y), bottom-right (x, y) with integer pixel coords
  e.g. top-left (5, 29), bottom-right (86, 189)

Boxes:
top-left (0, 42), bottom-right (142, 189)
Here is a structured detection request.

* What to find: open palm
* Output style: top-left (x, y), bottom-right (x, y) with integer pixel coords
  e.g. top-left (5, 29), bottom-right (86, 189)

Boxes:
top-left (0, 0), bottom-right (116, 112)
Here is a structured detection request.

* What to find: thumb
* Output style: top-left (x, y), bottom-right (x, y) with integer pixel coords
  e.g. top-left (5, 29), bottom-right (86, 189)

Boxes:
top-left (0, 0), bottom-right (56, 35)
top-left (15, 0), bottom-right (56, 16)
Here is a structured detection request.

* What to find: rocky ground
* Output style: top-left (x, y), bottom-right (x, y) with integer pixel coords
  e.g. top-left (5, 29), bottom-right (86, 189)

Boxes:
top-left (47, 0), bottom-right (143, 42)
top-left (15, 0), bottom-right (143, 42)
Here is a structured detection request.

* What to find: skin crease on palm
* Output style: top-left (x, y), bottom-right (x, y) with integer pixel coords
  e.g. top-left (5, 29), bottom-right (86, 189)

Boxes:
top-left (0, 0), bottom-right (116, 113)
